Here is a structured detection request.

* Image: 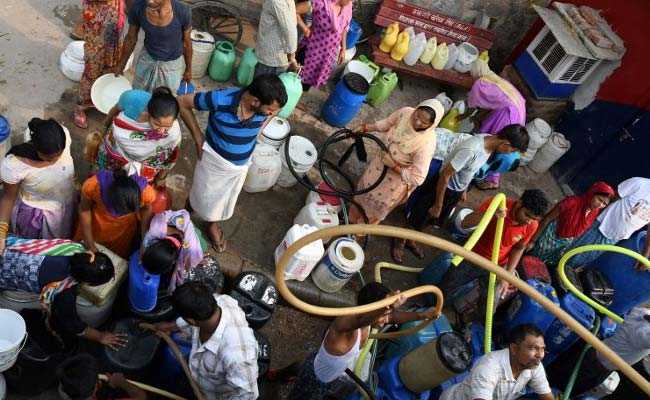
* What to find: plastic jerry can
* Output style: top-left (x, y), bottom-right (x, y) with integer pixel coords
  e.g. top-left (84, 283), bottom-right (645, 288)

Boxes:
top-left (419, 36), bottom-right (437, 64)
top-left (403, 32), bottom-right (426, 66)
top-left (367, 72), bottom-right (398, 107)
top-left (390, 30), bottom-right (410, 62)
top-left (209, 41), bottom-right (236, 82)
top-left (431, 42), bottom-right (449, 70)
top-left (236, 47), bottom-right (257, 87)
top-left (379, 22), bottom-right (399, 53)
top-left (278, 71), bottom-right (303, 118)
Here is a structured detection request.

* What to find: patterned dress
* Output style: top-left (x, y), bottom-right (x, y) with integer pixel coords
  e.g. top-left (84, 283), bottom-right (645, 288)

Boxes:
top-left (299, 0), bottom-right (352, 88)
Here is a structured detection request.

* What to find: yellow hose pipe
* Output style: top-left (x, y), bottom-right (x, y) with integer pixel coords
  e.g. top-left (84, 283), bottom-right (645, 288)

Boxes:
top-left (557, 244), bottom-right (650, 324)
top-left (374, 262), bottom-right (423, 283)
top-left (275, 224), bottom-right (650, 396)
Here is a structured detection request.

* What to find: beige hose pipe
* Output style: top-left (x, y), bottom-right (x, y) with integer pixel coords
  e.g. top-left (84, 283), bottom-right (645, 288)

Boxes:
top-left (275, 224), bottom-right (650, 396)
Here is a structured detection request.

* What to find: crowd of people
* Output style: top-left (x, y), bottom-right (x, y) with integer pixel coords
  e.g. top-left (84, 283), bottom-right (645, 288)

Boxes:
top-left (1, 0), bottom-right (650, 399)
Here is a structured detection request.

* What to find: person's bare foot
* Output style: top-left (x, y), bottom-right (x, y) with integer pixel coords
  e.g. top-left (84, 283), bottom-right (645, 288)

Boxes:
top-left (405, 240), bottom-right (425, 259)
top-left (391, 239), bottom-right (406, 264)
top-left (207, 222), bottom-right (227, 253)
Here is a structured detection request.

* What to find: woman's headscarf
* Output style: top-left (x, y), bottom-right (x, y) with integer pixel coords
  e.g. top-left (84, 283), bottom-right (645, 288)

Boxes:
top-left (470, 59), bottom-right (524, 110)
top-left (392, 99), bottom-right (444, 155)
top-left (556, 181), bottom-right (615, 238)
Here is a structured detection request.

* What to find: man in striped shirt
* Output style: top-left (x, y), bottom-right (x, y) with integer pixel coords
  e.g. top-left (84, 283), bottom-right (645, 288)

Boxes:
top-left (179, 75), bottom-right (287, 252)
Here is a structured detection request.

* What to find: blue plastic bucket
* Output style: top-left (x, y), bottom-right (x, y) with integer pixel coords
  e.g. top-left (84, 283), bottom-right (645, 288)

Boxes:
top-left (322, 72), bottom-right (369, 127)
top-left (589, 230), bottom-right (650, 315)
top-left (346, 19), bottom-right (362, 49)
top-left (0, 116), bottom-right (10, 143)
top-left (128, 252), bottom-right (160, 313)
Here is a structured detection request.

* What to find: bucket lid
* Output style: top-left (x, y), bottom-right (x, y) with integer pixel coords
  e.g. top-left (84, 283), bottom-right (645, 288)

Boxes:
top-left (343, 73), bottom-right (370, 94)
top-left (333, 238), bottom-right (364, 272)
top-left (263, 116), bottom-right (290, 140)
top-left (316, 181), bottom-right (342, 206)
top-left (436, 332), bottom-right (472, 373)
top-left (285, 136), bottom-right (317, 167)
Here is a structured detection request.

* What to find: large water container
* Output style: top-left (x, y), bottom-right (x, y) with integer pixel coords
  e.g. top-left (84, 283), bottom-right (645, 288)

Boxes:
top-left (529, 132), bottom-right (571, 173)
top-left (208, 41), bottom-right (236, 82)
top-left (589, 230), bottom-right (650, 315)
top-left (128, 252), bottom-right (160, 313)
top-left (503, 279), bottom-right (559, 334)
top-left (274, 224), bottom-right (325, 281)
top-left (403, 32), bottom-right (427, 66)
top-left (236, 47), bottom-right (257, 87)
top-left (243, 144), bottom-right (282, 193)
top-left (322, 73), bottom-right (369, 127)
top-left (258, 116), bottom-right (290, 149)
top-left (278, 72), bottom-right (303, 119)
top-left (276, 135), bottom-right (317, 187)
top-left (384, 313), bottom-right (453, 360)
top-left (190, 30), bottom-right (215, 78)
top-left (346, 19), bottom-right (362, 49)
top-left (0, 116), bottom-right (11, 170)
top-left (544, 293), bottom-right (595, 364)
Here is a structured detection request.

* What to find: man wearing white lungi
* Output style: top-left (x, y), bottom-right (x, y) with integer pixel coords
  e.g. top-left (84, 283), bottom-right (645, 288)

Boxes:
top-left (178, 75), bottom-right (287, 251)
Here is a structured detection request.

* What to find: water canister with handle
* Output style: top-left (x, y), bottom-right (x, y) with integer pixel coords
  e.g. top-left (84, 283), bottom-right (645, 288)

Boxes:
top-left (367, 72), bottom-right (398, 107)
top-left (0, 116), bottom-right (11, 169)
top-left (443, 43), bottom-right (458, 70)
top-left (504, 279), bottom-right (559, 334)
top-left (277, 135), bottom-right (317, 187)
top-left (237, 47), bottom-right (258, 87)
top-left (293, 202), bottom-right (339, 236)
top-left (209, 41), bottom-right (236, 82)
top-left (419, 36), bottom-right (437, 64)
top-left (278, 72), bottom-right (303, 118)
top-left (589, 230), bottom-right (650, 315)
top-left (529, 132), bottom-right (570, 173)
top-left (312, 237), bottom-right (364, 293)
top-left (403, 32), bottom-right (426, 66)
top-left (521, 118), bottom-right (552, 165)
top-left (190, 30), bottom-right (215, 78)
top-left (258, 116), bottom-right (290, 149)
top-left (274, 224), bottom-right (325, 281)
top-left (379, 22), bottom-right (399, 53)
top-left (346, 19), bottom-right (362, 49)
top-left (454, 42), bottom-right (479, 73)
top-left (0, 309), bottom-right (26, 373)
top-left (243, 144), bottom-right (282, 193)
top-left (390, 30), bottom-right (410, 62)
top-left (322, 73), bottom-right (369, 127)
top-left (431, 42), bottom-right (449, 70)
top-left (128, 252), bottom-right (160, 313)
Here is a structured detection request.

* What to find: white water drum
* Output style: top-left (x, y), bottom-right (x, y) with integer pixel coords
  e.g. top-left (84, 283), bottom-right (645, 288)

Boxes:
top-left (521, 119), bottom-right (552, 166)
top-left (312, 237), bottom-right (365, 293)
top-left (243, 144), bottom-right (282, 193)
top-left (0, 309), bottom-right (26, 373)
top-left (191, 30), bottom-right (215, 78)
top-left (529, 132), bottom-right (571, 174)
top-left (294, 202), bottom-right (339, 241)
top-left (258, 116), bottom-right (290, 149)
top-left (274, 224), bottom-right (325, 281)
top-left (276, 136), bottom-right (318, 188)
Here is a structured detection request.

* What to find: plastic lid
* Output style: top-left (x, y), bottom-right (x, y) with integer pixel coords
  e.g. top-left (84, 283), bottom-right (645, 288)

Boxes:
top-left (263, 116), bottom-right (291, 140)
top-left (317, 182), bottom-right (342, 206)
top-left (286, 136), bottom-right (317, 167)
top-left (436, 332), bottom-right (472, 373)
top-left (343, 73), bottom-right (370, 94)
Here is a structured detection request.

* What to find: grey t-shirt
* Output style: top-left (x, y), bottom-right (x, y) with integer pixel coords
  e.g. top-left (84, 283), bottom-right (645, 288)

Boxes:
top-left (444, 134), bottom-right (490, 192)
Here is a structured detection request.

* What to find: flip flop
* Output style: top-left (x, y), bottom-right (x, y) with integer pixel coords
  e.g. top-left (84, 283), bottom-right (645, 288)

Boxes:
top-left (73, 108), bottom-right (88, 129)
top-left (405, 240), bottom-right (425, 259)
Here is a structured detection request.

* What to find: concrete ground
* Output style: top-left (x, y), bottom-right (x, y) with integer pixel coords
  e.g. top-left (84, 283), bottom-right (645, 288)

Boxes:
top-left (1, 1), bottom-right (566, 399)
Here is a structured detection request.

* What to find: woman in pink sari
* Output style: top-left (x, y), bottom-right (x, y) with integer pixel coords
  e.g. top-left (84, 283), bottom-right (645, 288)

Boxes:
top-left (298, 0), bottom-right (352, 89)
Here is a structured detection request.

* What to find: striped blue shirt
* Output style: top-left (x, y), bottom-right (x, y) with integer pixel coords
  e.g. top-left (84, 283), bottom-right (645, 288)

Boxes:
top-left (194, 88), bottom-right (267, 165)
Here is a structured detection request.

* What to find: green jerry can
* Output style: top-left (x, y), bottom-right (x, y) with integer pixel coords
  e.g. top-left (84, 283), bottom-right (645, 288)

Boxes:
top-left (209, 41), bottom-right (236, 82)
top-left (278, 72), bottom-right (303, 118)
top-left (357, 55), bottom-right (381, 82)
top-left (236, 47), bottom-right (258, 87)
top-left (367, 72), bottom-right (398, 107)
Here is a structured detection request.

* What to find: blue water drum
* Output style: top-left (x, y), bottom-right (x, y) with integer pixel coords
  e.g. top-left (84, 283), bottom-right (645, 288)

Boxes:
top-left (503, 279), bottom-right (559, 334)
top-left (346, 19), bottom-right (362, 49)
top-left (589, 230), bottom-right (650, 315)
top-left (0, 115), bottom-right (10, 143)
top-left (128, 252), bottom-right (160, 313)
top-left (384, 313), bottom-right (453, 360)
top-left (159, 331), bottom-right (192, 381)
top-left (544, 293), bottom-right (595, 364)
top-left (322, 72), bottom-right (369, 127)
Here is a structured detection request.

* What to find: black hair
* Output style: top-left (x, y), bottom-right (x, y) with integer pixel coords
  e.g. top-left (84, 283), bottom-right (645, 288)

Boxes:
top-left (69, 252), bottom-right (115, 286)
top-left (142, 238), bottom-right (180, 275)
top-left (520, 188), bottom-right (550, 217)
top-left (357, 282), bottom-right (391, 306)
top-left (246, 74), bottom-right (288, 107)
top-left (148, 87), bottom-right (180, 119)
top-left (172, 281), bottom-right (217, 321)
top-left (508, 323), bottom-right (544, 345)
top-left (56, 353), bottom-right (100, 400)
top-left (8, 118), bottom-right (66, 161)
top-left (108, 169), bottom-right (142, 215)
top-left (497, 124), bottom-right (529, 153)
top-left (416, 106), bottom-right (438, 124)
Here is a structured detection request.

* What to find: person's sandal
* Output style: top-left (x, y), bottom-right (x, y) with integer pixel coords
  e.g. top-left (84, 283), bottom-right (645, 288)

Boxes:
top-left (391, 239), bottom-right (406, 263)
top-left (405, 240), bottom-right (425, 259)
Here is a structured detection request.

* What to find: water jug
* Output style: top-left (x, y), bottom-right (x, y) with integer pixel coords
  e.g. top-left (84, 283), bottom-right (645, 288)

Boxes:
top-left (443, 43), bottom-right (458, 70)
top-left (236, 47), bottom-right (258, 87)
top-left (322, 72), bottom-right (369, 127)
top-left (367, 72), bottom-right (398, 107)
top-left (128, 252), bottom-right (160, 313)
top-left (379, 22), bottom-right (399, 53)
top-left (431, 42), bottom-right (449, 70)
top-left (209, 41), bottom-right (236, 82)
top-left (439, 108), bottom-right (460, 131)
top-left (419, 36), bottom-right (437, 64)
top-left (390, 30), bottom-right (410, 62)
top-left (403, 32), bottom-right (426, 66)
top-left (278, 72), bottom-right (303, 118)
top-left (346, 19), bottom-right (362, 49)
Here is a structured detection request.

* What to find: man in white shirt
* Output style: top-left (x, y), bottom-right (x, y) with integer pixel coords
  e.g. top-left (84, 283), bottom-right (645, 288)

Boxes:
top-left (441, 324), bottom-right (553, 400)
top-left (154, 282), bottom-right (259, 399)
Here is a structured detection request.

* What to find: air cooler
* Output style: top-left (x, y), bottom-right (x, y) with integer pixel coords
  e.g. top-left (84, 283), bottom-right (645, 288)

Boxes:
top-left (515, 25), bottom-right (601, 99)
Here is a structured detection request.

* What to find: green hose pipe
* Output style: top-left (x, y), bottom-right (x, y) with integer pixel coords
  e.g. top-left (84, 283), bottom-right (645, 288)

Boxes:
top-left (562, 316), bottom-right (602, 400)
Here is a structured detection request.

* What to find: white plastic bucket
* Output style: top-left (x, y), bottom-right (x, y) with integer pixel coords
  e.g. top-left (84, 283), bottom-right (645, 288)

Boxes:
top-left (0, 309), bottom-right (26, 373)
top-left (191, 30), bottom-right (215, 79)
top-left (274, 224), bottom-right (325, 281)
top-left (528, 132), bottom-right (570, 174)
top-left (243, 144), bottom-right (282, 193)
top-left (59, 43), bottom-right (85, 82)
top-left (312, 238), bottom-right (365, 293)
top-left (276, 136), bottom-right (317, 188)
top-left (294, 202), bottom-right (339, 239)
top-left (258, 116), bottom-right (290, 149)
top-left (343, 60), bottom-right (375, 83)
top-left (452, 207), bottom-right (475, 237)
top-left (526, 118), bottom-right (552, 150)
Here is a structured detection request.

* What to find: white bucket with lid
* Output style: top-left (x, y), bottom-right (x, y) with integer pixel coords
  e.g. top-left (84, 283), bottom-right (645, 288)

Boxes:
top-left (312, 237), bottom-right (365, 293)
top-left (294, 202), bottom-right (339, 240)
top-left (0, 309), bottom-right (26, 373)
top-left (258, 116), bottom-right (290, 149)
top-left (244, 144), bottom-right (282, 193)
top-left (274, 224), bottom-right (325, 281)
top-left (191, 30), bottom-right (216, 79)
top-left (276, 136), bottom-right (318, 188)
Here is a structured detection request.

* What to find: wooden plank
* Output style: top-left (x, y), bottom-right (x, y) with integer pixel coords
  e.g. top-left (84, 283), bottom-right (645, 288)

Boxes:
top-left (370, 39), bottom-right (475, 89)
top-left (374, 11), bottom-right (492, 51)
top-left (380, 0), bottom-right (496, 42)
